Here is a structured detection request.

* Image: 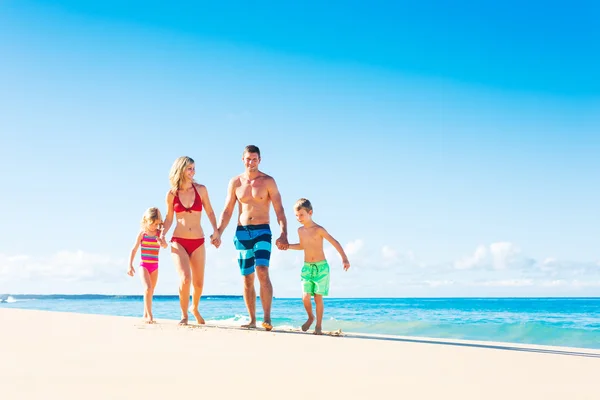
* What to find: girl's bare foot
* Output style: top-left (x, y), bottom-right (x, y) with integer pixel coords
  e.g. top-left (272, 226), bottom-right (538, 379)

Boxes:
top-left (178, 317), bottom-right (188, 326)
top-left (301, 316), bottom-right (314, 332)
top-left (241, 321), bottom-right (256, 329)
top-left (313, 326), bottom-right (323, 335)
top-left (192, 310), bottom-right (205, 324)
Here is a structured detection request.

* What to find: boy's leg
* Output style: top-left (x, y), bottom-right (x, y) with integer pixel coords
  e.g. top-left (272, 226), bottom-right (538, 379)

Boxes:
top-left (313, 294), bottom-right (324, 335)
top-left (301, 292), bottom-right (314, 331)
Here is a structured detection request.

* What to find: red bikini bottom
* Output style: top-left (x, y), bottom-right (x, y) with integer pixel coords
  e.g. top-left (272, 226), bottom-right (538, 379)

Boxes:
top-left (171, 237), bottom-right (205, 256)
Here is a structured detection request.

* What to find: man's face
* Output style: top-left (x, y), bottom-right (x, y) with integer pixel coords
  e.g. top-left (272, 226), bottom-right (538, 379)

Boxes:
top-left (243, 152), bottom-right (260, 172)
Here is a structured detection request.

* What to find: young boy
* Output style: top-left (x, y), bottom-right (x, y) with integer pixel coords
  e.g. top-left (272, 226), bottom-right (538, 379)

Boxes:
top-left (287, 198), bottom-right (350, 335)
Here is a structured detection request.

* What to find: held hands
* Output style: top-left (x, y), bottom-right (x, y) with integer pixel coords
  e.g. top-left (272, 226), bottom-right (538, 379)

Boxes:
top-left (157, 237), bottom-right (168, 249)
top-left (275, 233), bottom-right (289, 250)
top-left (127, 265), bottom-right (135, 276)
top-left (210, 231), bottom-right (222, 248)
top-left (342, 259), bottom-right (350, 271)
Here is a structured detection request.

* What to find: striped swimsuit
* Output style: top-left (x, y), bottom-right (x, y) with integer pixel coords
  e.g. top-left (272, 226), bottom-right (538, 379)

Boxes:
top-left (140, 233), bottom-right (160, 273)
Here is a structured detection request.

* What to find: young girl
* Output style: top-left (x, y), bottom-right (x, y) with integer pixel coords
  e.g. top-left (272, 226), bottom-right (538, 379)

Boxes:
top-left (128, 207), bottom-right (167, 323)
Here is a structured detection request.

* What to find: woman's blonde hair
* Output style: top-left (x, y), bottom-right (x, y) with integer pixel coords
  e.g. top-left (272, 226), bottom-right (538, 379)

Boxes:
top-left (169, 156), bottom-right (195, 193)
top-left (141, 207), bottom-right (163, 230)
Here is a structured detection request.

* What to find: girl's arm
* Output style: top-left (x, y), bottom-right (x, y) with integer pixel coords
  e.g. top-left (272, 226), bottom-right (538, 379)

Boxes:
top-left (319, 227), bottom-right (350, 270)
top-left (128, 231), bottom-right (144, 275)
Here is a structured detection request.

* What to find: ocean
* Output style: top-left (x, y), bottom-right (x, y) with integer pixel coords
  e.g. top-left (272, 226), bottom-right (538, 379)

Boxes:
top-left (1, 295), bottom-right (598, 349)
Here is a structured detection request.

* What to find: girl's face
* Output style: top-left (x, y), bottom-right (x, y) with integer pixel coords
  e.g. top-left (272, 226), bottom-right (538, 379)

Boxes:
top-left (147, 220), bottom-right (162, 231)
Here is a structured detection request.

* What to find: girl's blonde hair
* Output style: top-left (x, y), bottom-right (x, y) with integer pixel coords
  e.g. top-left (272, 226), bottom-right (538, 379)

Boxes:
top-left (141, 207), bottom-right (163, 230)
top-left (169, 156), bottom-right (195, 193)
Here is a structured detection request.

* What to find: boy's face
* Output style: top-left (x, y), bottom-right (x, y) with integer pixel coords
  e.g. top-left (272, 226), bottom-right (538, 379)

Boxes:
top-left (295, 208), bottom-right (312, 224)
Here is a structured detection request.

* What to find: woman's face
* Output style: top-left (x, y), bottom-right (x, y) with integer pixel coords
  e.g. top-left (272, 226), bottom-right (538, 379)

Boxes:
top-left (184, 163), bottom-right (196, 180)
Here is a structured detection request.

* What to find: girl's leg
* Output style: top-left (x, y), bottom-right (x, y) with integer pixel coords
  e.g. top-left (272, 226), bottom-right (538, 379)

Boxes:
top-left (314, 294), bottom-right (324, 335)
top-left (301, 292), bottom-right (314, 331)
top-left (139, 267), bottom-right (153, 323)
top-left (189, 244), bottom-right (206, 324)
top-left (171, 244), bottom-right (192, 325)
top-left (147, 269), bottom-right (159, 322)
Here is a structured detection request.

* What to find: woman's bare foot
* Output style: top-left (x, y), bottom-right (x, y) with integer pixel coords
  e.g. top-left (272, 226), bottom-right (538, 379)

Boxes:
top-left (178, 317), bottom-right (189, 326)
top-left (301, 316), bottom-right (314, 332)
top-left (313, 326), bottom-right (323, 335)
top-left (192, 310), bottom-right (205, 325)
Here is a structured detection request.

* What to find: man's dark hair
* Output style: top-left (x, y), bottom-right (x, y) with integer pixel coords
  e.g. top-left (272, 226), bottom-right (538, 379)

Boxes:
top-left (243, 144), bottom-right (261, 158)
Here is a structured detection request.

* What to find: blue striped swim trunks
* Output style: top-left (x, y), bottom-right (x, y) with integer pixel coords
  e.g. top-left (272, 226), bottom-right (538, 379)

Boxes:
top-left (233, 224), bottom-right (272, 276)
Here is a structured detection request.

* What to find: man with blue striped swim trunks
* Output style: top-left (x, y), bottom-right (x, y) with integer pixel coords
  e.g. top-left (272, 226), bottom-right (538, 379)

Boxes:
top-left (214, 145), bottom-right (289, 331)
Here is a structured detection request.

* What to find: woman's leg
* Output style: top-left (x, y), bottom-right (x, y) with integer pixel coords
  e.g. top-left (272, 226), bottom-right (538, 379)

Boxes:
top-left (189, 243), bottom-right (206, 324)
top-left (171, 243), bottom-right (192, 325)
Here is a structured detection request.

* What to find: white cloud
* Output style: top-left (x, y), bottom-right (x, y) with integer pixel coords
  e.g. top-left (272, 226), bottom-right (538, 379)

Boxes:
top-left (2, 240), bottom-right (600, 296)
top-left (454, 242), bottom-right (534, 271)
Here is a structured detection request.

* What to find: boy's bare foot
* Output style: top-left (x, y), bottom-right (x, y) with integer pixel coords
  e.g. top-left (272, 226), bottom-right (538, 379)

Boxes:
top-left (313, 327), bottom-right (323, 335)
top-left (178, 318), bottom-right (188, 326)
top-left (301, 316), bottom-right (314, 332)
top-left (192, 310), bottom-right (205, 324)
top-left (262, 321), bottom-right (273, 331)
top-left (241, 321), bottom-right (257, 329)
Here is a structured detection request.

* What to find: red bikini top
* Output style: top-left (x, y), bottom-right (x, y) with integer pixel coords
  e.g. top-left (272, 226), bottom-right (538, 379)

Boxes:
top-left (173, 185), bottom-right (203, 213)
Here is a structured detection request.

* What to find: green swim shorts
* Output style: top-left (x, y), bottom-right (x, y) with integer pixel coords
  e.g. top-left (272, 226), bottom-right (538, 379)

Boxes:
top-left (301, 260), bottom-right (330, 296)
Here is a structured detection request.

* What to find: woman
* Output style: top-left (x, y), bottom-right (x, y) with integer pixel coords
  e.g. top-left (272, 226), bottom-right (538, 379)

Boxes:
top-left (161, 156), bottom-right (220, 325)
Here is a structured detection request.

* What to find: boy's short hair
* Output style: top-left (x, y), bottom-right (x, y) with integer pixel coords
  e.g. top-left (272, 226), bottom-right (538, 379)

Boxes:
top-left (243, 144), bottom-right (261, 158)
top-left (294, 198), bottom-right (313, 212)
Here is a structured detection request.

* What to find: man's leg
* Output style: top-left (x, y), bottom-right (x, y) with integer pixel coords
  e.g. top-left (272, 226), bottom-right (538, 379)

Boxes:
top-left (242, 272), bottom-right (257, 328)
top-left (256, 266), bottom-right (273, 330)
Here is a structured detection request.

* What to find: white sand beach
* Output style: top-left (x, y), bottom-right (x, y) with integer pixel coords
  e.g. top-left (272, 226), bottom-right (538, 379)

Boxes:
top-left (0, 308), bottom-right (598, 400)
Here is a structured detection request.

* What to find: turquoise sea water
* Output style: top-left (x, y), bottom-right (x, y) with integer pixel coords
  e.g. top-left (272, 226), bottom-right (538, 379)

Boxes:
top-left (1, 295), bottom-right (598, 349)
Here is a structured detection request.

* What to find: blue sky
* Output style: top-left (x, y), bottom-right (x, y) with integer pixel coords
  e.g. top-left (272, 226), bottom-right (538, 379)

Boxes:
top-left (1, 1), bottom-right (599, 296)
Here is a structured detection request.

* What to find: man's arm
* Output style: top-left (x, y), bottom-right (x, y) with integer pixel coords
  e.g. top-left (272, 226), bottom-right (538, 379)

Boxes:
top-left (268, 177), bottom-right (288, 250)
top-left (217, 177), bottom-right (238, 236)
top-left (319, 227), bottom-right (350, 271)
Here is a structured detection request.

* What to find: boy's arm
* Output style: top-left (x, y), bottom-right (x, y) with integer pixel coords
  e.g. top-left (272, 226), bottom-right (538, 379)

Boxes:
top-left (128, 231), bottom-right (143, 275)
top-left (287, 228), bottom-right (303, 250)
top-left (319, 227), bottom-right (350, 271)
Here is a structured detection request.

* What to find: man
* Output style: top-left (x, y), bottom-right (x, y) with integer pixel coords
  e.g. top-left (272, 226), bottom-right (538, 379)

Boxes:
top-left (213, 145), bottom-right (288, 330)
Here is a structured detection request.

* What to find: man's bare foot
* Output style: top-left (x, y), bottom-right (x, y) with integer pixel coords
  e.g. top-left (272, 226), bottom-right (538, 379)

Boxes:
top-left (192, 310), bottom-right (205, 325)
top-left (241, 322), bottom-right (257, 329)
top-left (301, 316), bottom-right (314, 332)
top-left (262, 321), bottom-right (273, 331)
top-left (313, 327), bottom-right (323, 335)
top-left (178, 318), bottom-right (188, 326)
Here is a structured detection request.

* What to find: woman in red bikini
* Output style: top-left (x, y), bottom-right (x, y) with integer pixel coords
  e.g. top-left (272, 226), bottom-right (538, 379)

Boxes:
top-left (161, 156), bottom-right (220, 325)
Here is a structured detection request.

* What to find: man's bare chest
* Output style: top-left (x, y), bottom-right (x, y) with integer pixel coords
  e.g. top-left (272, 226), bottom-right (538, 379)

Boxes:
top-left (236, 180), bottom-right (269, 202)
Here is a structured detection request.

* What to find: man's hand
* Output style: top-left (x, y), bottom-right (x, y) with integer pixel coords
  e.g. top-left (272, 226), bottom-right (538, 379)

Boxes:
top-left (275, 233), bottom-right (289, 250)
